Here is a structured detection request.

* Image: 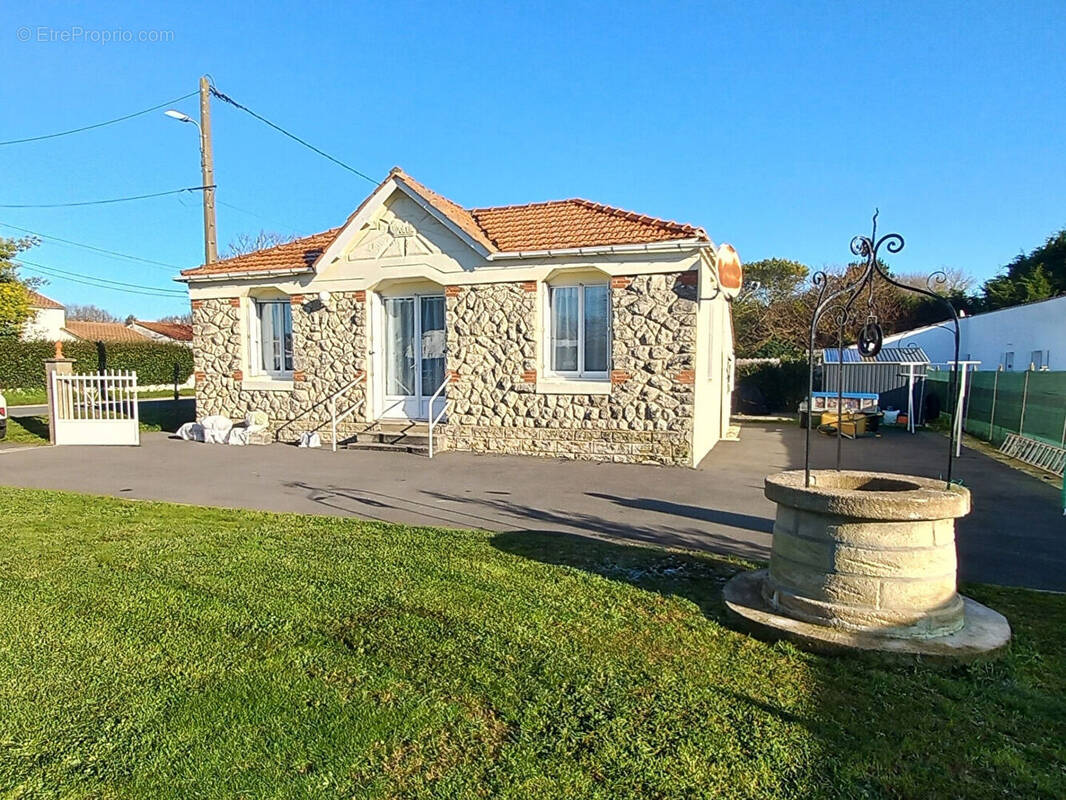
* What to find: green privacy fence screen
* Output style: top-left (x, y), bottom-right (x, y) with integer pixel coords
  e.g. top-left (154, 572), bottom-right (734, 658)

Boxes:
top-left (925, 370), bottom-right (1066, 448)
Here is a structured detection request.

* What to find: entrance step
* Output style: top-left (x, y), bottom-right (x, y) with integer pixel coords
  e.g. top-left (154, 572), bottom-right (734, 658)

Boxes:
top-left (339, 421), bottom-right (433, 455)
top-left (342, 441), bottom-right (430, 456)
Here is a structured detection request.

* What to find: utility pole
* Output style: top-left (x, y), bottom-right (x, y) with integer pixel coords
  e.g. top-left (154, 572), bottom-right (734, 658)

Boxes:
top-left (199, 75), bottom-right (218, 264)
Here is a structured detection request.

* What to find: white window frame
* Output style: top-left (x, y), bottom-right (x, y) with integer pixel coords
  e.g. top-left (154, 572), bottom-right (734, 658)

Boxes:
top-left (545, 281), bottom-right (610, 380)
top-left (250, 298), bottom-right (294, 378)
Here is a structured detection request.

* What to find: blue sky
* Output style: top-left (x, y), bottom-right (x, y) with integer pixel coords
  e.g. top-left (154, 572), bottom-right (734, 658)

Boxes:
top-left (2, 0), bottom-right (1063, 319)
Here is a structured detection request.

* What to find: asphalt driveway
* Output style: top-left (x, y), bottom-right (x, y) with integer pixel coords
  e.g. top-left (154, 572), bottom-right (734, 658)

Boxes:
top-left (1, 422), bottom-right (1063, 590)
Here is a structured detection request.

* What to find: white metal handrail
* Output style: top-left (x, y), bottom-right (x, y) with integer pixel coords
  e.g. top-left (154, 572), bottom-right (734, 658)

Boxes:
top-left (329, 371), bottom-right (367, 452)
top-left (427, 374), bottom-right (449, 458)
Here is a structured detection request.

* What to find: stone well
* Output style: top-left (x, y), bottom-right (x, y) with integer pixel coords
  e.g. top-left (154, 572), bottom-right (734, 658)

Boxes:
top-left (724, 469), bottom-right (1012, 658)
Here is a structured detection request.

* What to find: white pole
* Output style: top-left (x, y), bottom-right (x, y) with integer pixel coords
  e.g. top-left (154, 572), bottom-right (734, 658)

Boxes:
top-left (1019, 369), bottom-right (1030, 436)
top-left (955, 365), bottom-right (969, 458)
top-left (49, 370), bottom-right (58, 442)
top-left (133, 371), bottom-right (140, 445)
top-left (331, 395), bottom-right (337, 453)
top-left (907, 364), bottom-right (915, 434)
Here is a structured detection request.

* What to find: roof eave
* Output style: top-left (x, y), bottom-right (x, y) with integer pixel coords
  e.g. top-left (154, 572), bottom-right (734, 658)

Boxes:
top-left (176, 266), bottom-right (315, 284)
top-left (486, 237), bottom-right (713, 261)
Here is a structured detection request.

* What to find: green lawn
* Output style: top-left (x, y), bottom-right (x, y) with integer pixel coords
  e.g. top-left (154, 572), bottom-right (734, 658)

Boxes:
top-left (0, 488), bottom-right (1063, 798)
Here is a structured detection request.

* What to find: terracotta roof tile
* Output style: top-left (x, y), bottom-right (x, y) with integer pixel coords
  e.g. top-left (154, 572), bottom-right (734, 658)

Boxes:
top-left (27, 289), bottom-right (64, 309)
top-left (471, 198), bottom-right (706, 252)
top-left (181, 170), bottom-right (707, 278)
top-left (180, 228), bottom-right (341, 277)
top-left (64, 321), bottom-right (150, 343)
top-left (134, 320), bottom-right (193, 341)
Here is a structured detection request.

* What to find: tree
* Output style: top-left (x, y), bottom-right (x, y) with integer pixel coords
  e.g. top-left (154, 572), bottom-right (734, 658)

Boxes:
top-left (159, 312), bottom-right (193, 324)
top-left (740, 258), bottom-right (809, 305)
top-left (897, 267), bottom-right (973, 296)
top-left (732, 258), bottom-right (811, 358)
top-left (0, 236), bottom-right (40, 337)
top-left (893, 267), bottom-right (977, 329)
top-left (226, 230), bottom-right (295, 258)
top-left (978, 228), bottom-right (1066, 311)
top-left (732, 255), bottom-right (982, 358)
top-left (67, 304), bottom-right (122, 323)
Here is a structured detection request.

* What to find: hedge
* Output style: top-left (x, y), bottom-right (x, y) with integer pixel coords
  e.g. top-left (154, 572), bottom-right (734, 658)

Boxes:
top-left (0, 338), bottom-right (194, 389)
top-left (735, 359), bottom-right (809, 413)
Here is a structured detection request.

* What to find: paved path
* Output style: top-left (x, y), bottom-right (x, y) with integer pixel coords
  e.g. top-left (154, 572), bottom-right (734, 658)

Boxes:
top-left (1, 423), bottom-right (1063, 590)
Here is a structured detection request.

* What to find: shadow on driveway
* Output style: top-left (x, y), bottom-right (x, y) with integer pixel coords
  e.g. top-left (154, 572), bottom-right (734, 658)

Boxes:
top-left (280, 480), bottom-right (770, 562)
top-left (585, 491), bottom-right (774, 534)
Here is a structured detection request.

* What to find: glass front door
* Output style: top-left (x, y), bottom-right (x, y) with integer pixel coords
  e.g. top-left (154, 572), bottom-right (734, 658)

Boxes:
top-left (383, 294), bottom-right (446, 419)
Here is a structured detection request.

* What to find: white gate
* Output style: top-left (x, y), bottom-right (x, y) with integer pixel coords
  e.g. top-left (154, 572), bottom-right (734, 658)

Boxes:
top-left (50, 371), bottom-right (140, 446)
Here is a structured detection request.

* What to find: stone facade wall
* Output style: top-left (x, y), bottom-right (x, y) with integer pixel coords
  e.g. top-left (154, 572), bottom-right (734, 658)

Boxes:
top-left (191, 273), bottom-right (698, 464)
top-left (192, 293), bottom-right (368, 441)
top-left (442, 273), bottom-right (697, 465)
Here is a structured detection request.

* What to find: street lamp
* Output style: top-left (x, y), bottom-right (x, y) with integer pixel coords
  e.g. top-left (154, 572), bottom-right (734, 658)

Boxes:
top-left (163, 76), bottom-right (217, 264)
top-left (164, 109), bottom-right (196, 125)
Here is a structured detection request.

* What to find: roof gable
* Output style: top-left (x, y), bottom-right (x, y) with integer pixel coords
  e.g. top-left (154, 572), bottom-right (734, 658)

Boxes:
top-left (393, 170), bottom-right (497, 253)
top-left (339, 190), bottom-right (479, 264)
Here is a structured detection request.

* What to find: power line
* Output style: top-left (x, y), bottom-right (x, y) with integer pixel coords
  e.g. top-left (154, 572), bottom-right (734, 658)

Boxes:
top-left (18, 263), bottom-right (186, 297)
top-left (0, 221), bottom-right (183, 271)
top-left (210, 87), bottom-right (378, 184)
top-left (15, 258), bottom-right (186, 296)
top-left (0, 185), bottom-right (214, 209)
top-left (18, 265), bottom-right (187, 299)
top-left (0, 91), bottom-right (198, 146)
top-left (18, 258), bottom-right (186, 294)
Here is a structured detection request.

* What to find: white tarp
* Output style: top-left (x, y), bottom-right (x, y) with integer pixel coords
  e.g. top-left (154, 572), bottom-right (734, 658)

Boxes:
top-left (177, 412), bottom-right (268, 446)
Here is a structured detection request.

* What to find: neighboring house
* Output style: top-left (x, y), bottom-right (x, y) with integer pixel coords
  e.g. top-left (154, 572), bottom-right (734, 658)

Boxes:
top-left (179, 168), bottom-right (737, 466)
top-left (21, 290), bottom-right (75, 342)
top-left (860, 295), bottom-right (1066, 371)
top-left (129, 319), bottom-right (194, 346)
top-left (63, 321), bottom-right (150, 343)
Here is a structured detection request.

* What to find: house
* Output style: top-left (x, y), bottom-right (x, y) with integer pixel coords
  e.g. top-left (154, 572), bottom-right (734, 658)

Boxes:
top-left (129, 319), bottom-right (194, 346)
top-left (21, 290), bottom-right (75, 342)
top-left (63, 321), bottom-right (150, 343)
top-left (179, 168), bottom-right (738, 466)
top-left (858, 295), bottom-right (1066, 371)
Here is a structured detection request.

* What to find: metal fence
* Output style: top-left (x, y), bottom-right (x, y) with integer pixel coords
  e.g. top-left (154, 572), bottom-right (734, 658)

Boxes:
top-left (926, 369), bottom-right (1066, 448)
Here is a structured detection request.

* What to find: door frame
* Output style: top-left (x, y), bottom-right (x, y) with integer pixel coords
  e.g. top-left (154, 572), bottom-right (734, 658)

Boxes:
top-left (372, 290), bottom-right (446, 422)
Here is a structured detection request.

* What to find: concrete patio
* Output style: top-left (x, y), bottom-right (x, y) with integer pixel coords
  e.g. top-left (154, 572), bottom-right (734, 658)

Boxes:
top-left (2, 422), bottom-right (1063, 591)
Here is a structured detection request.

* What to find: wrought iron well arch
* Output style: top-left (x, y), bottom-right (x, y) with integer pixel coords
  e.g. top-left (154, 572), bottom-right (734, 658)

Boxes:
top-left (803, 212), bottom-right (962, 488)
